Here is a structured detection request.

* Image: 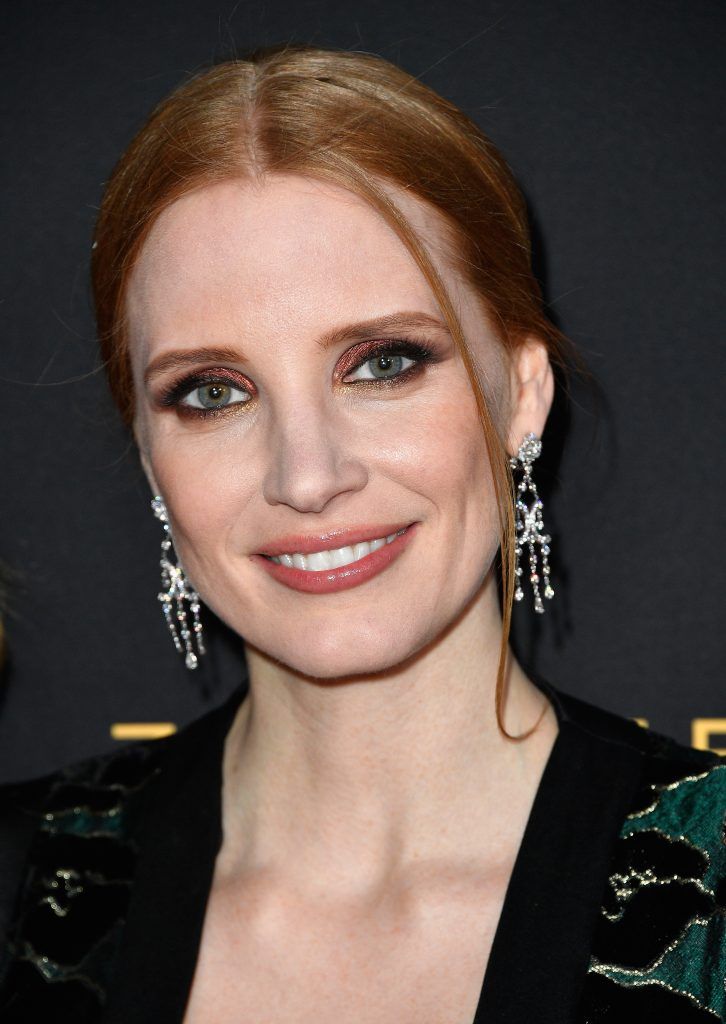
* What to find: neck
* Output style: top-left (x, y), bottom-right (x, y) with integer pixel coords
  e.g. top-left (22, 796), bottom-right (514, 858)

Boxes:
top-left (218, 578), bottom-right (556, 894)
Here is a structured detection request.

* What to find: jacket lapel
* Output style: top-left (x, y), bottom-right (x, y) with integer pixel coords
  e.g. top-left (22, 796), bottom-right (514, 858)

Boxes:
top-left (101, 688), bottom-right (243, 1024)
top-left (472, 686), bottom-right (644, 1023)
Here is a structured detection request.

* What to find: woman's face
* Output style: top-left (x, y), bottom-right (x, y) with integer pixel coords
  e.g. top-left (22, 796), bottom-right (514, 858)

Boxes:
top-left (127, 175), bottom-right (516, 678)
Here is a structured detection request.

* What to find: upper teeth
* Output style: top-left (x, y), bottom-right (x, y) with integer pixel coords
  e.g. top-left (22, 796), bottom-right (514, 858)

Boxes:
top-left (269, 529), bottom-right (406, 571)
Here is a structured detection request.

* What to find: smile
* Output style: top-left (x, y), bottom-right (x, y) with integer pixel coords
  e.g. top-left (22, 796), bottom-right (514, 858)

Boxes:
top-left (253, 523), bottom-right (417, 594)
top-left (267, 529), bottom-right (407, 571)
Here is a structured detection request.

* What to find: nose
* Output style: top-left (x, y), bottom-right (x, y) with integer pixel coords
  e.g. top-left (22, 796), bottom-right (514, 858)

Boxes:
top-left (261, 404), bottom-right (368, 514)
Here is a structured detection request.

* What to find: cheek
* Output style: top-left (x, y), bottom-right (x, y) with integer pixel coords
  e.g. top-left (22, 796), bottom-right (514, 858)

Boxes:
top-left (140, 384), bottom-right (501, 675)
top-left (143, 376), bottom-right (497, 592)
top-left (375, 385), bottom-right (494, 521)
top-left (145, 426), bottom-right (261, 574)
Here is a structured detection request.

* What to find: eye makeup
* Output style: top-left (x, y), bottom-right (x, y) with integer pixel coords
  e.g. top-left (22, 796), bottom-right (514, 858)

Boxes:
top-left (156, 367), bottom-right (254, 419)
top-left (152, 336), bottom-right (443, 420)
top-left (337, 338), bottom-right (440, 386)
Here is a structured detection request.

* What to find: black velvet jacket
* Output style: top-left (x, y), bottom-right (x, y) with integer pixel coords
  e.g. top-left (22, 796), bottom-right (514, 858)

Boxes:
top-left (0, 679), bottom-right (724, 1023)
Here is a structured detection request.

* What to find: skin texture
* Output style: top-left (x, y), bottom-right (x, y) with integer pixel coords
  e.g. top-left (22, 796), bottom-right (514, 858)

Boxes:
top-left (127, 175), bottom-right (557, 1022)
top-left (130, 175), bottom-right (551, 684)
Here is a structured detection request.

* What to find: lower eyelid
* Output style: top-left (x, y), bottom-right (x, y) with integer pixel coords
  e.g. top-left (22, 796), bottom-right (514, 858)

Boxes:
top-left (173, 395), bottom-right (252, 421)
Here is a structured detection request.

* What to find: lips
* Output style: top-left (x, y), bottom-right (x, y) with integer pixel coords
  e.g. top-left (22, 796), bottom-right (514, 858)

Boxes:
top-left (252, 522), bottom-right (418, 594)
top-left (256, 523), bottom-right (413, 557)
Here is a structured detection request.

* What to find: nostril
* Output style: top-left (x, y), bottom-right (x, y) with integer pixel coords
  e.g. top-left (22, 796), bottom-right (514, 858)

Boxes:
top-left (261, 447), bottom-right (369, 514)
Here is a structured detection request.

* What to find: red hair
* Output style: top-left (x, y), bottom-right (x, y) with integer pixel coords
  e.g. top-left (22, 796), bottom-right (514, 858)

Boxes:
top-left (92, 45), bottom-right (569, 738)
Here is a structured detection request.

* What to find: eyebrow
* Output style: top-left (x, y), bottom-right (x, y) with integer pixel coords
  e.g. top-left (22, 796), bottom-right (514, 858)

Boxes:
top-left (142, 311), bottom-right (449, 386)
top-left (316, 311), bottom-right (449, 349)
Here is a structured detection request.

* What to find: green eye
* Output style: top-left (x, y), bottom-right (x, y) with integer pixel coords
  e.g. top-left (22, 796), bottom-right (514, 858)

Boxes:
top-left (200, 383), bottom-right (231, 408)
top-left (370, 354), bottom-right (404, 378)
top-left (182, 381), bottom-right (250, 410)
top-left (347, 353), bottom-right (414, 382)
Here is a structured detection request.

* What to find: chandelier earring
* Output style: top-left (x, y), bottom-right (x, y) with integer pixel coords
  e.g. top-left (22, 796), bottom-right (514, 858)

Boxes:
top-left (151, 496), bottom-right (206, 669)
top-left (509, 433), bottom-right (554, 614)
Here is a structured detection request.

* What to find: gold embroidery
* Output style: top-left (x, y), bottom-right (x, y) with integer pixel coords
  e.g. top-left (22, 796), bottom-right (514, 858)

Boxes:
top-left (588, 964), bottom-right (721, 1018)
top-left (620, 825), bottom-right (713, 868)
top-left (588, 760), bottom-right (726, 1016)
top-left (625, 764), bottom-right (723, 820)
top-left (40, 868), bottom-right (84, 918)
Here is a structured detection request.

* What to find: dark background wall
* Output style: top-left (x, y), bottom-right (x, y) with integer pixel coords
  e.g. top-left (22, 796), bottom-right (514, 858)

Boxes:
top-left (1, 0), bottom-right (723, 783)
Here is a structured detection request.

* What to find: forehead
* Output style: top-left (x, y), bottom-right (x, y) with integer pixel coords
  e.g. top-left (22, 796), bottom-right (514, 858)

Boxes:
top-left (126, 174), bottom-right (470, 347)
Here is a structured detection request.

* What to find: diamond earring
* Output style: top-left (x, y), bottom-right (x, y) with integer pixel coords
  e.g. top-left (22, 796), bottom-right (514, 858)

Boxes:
top-left (151, 496), bottom-right (206, 669)
top-left (509, 433), bottom-right (554, 614)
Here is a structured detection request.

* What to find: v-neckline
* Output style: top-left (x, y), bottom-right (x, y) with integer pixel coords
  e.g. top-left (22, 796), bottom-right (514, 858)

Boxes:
top-left (471, 679), bottom-right (643, 1021)
top-left (101, 679), bottom-right (644, 1024)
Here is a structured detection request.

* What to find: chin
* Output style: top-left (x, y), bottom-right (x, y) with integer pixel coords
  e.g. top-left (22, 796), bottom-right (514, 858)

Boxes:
top-left (249, 620), bottom-right (430, 682)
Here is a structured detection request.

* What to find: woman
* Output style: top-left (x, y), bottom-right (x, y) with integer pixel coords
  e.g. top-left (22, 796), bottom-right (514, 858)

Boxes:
top-left (0, 45), bottom-right (723, 1023)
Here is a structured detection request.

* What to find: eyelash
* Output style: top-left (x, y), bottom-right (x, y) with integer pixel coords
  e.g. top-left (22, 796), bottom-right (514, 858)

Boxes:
top-left (339, 339), bottom-right (436, 386)
top-left (157, 339), bottom-right (438, 419)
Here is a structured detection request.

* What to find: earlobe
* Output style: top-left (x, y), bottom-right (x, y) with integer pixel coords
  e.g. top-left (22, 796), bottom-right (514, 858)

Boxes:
top-left (506, 337), bottom-right (554, 455)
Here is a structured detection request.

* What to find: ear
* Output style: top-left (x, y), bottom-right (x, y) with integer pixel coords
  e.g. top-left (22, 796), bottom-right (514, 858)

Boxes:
top-left (506, 336), bottom-right (555, 456)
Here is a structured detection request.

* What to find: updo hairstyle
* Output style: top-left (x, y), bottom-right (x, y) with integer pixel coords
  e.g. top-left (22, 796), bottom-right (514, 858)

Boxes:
top-left (92, 45), bottom-right (569, 737)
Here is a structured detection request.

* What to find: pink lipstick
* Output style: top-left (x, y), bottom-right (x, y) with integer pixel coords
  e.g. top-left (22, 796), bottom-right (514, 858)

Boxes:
top-left (252, 522), bottom-right (418, 594)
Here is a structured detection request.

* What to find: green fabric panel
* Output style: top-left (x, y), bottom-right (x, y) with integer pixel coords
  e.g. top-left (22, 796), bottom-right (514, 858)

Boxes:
top-left (596, 915), bottom-right (726, 1017)
top-left (626, 765), bottom-right (726, 890)
top-left (592, 762), bottom-right (726, 1015)
top-left (41, 806), bottom-right (125, 838)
